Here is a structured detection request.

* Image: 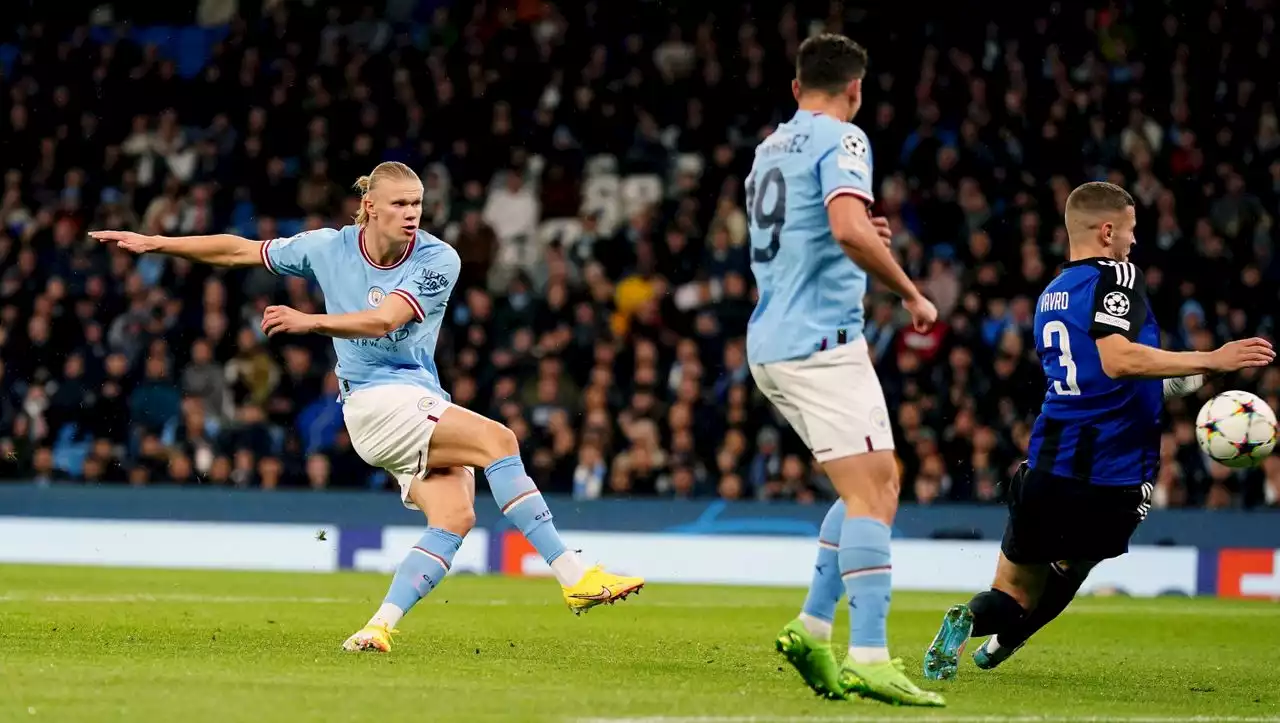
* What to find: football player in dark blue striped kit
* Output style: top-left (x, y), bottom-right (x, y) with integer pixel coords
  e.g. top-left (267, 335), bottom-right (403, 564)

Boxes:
top-left (922, 182), bottom-right (1275, 680)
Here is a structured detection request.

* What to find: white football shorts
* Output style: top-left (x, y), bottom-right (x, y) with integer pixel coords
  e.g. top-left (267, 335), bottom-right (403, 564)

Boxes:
top-left (749, 337), bottom-right (895, 463)
top-left (342, 383), bottom-right (468, 510)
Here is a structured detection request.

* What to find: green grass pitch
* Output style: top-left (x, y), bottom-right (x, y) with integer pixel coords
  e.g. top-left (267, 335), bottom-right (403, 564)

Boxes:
top-left (1, 564), bottom-right (1277, 722)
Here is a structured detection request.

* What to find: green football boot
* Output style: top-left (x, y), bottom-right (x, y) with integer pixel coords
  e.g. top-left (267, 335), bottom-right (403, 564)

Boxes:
top-left (774, 618), bottom-right (847, 700)
top-left (840, 656), bottom-right (946, 707)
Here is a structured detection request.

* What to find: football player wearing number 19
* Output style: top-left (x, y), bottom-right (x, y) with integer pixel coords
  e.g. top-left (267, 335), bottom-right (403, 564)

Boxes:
top-left (745, 34), bottom-right (943, 707)
top-left (90, 161), bottom-right (642, 655)
top-left (922, 182), bottom-right (1275, 681)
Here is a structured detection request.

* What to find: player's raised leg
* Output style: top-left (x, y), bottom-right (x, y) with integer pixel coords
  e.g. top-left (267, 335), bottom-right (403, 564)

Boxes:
top-left (344, 466), bottom-right (476, 652)
top-left (926, 458), bottom-right (1136, 678)
top-left (776, 499), bottom-right (848, 699)
top-left (973, 559), bottom-right (1093, 669)
top-left (426, 404), bottom-right (643, 613)
top-left (924, 551), bottom-right (1040, 678)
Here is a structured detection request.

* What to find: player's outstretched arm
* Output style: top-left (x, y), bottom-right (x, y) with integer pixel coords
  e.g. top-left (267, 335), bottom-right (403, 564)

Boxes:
top-left (90, 230), bottom-right (264, 267)
top-left (1097, 335), bottom-right (1275, 379)
top-left (828, 196), bottom-right (936, 331)
top-left (261, 295), bottom-right (417, 340)
top-left (1088, 260), bottom-right (1274, 379)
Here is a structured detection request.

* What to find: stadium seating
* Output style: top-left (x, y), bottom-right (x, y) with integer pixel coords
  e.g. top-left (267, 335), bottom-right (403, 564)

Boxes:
top-left (0, 3), bottom-right (1277, 509)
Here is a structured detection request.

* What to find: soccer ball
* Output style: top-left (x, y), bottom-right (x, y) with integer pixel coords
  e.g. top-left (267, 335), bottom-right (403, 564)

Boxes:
top-left (1195, 391), bottom-right (1278, 469)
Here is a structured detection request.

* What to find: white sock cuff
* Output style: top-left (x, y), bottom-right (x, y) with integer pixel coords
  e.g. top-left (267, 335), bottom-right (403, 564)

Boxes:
top-left (369, 602), bottom-right (406, 629)
top-left (849, 646), bottom-right (891, 663)
top-left (550, 550), bottom-right (587, 587)
top-left (798, 613), bottom-right (834, 640)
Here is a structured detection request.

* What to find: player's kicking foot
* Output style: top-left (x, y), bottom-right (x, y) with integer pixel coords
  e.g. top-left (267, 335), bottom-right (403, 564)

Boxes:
top-left (341, 623), bottom-right (396, 652)
top-left (972, 635), bottom-right (1023, 670)
top-left (923, 603), bottom-right (974, 681)
top-left (563, 565), bottom-right (644, 615)
top-left (774, 618), bottom-right (847, 700)
top-left (840, 657), bottom-right (945, 707)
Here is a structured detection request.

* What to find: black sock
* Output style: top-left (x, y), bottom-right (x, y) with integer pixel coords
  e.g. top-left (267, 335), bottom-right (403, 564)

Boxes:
top-left (999, 563), bottom-right (1085, 647)
top-left (968, 588), bottom-right (1027, 637)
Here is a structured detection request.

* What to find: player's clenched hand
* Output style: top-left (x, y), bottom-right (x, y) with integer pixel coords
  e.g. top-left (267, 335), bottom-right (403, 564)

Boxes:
top-left (870, 216), bottom-right (893, 247)
top-left (903, 293), bottom-right (938, 333)
top-left (261, 305), bottom-right (317, 337)
top-left (1208, 337), bottom-right (1275, 372)
top-left (89, 230), bottom-right (161, 254)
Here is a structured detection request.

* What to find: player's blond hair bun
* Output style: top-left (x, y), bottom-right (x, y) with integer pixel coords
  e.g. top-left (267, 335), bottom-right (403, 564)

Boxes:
top-left (354, 161), bottom-right (420, 225)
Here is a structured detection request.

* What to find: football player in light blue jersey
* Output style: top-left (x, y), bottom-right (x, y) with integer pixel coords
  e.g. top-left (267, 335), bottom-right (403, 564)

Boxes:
top-left (91, 162), bottom-right (642, 653)
top-left (746, 35), bottom-right (943, 706)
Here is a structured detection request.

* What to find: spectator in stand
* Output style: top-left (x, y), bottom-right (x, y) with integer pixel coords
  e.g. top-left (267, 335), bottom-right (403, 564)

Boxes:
top-left (0, 3), bottom-right (1276, 509)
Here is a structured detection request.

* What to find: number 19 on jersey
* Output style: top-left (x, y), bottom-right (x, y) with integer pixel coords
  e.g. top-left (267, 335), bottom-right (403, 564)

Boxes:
top-left (746, 168), bottom-right (786, 263)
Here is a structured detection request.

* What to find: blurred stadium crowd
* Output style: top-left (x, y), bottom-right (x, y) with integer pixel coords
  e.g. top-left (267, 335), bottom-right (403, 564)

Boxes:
top-left (1, 0), bottom-right (1279, 509)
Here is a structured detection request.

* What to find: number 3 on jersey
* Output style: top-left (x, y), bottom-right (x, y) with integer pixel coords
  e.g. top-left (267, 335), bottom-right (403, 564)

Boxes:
top-left (1042, 320), bottom-right (1081, 396)
top-left (746, 167), bottom-right (786, 263)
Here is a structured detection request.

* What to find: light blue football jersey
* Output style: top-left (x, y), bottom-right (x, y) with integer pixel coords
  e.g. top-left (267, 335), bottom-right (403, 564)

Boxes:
top-left (262, 224), bottom-right (459, 400)
top-left (745, 109), bottom-right (875, 365)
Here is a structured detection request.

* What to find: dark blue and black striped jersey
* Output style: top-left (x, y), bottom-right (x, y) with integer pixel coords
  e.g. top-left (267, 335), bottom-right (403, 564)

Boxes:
top-left (1027, 258), bottom-right (1163, 486)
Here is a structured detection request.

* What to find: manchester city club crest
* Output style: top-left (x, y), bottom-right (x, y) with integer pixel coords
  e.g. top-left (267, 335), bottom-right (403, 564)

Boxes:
top-left (367, 287), bottom-right (386, 307)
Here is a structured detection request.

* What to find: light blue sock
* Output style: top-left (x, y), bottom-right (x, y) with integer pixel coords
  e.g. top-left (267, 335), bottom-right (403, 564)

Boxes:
top-left (382, 527), bottom-right (463, 616)
top-left (800, 499), bottom-right (846, 628)
top-left (838, 516), bottom-right (893, 656)
top-left (485, 454), bottom-right (567, 565)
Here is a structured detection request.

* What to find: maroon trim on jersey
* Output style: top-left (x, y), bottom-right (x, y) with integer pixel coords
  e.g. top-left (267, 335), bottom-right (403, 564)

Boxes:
top-left (358, 227), bottom-right (415, 270)
top-left (823, 187), bottom-right (874, 207)
top-left (389, 289), bottom-right (425, 322)
top-left (259, 239), bottom-right (279, 274)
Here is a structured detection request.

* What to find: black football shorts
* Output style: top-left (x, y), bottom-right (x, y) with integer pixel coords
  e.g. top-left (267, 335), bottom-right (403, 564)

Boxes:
top-left (1000, 462), bottom-right (1153, 565)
